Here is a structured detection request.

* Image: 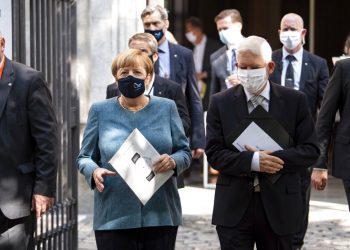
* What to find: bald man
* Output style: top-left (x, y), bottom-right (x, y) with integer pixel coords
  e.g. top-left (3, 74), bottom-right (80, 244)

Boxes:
top-left (269, 13), bottom-right (329, 250)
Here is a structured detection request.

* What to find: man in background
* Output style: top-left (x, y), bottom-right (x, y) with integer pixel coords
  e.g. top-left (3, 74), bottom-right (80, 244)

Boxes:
top-left (141, 5), bottom-right (205, 163)
top-left (210, 9), bottom-right (244, 96)
top-left (269, 13), bottom-right (329, 250)
top-left (185, 17), bottom-right (221, 111)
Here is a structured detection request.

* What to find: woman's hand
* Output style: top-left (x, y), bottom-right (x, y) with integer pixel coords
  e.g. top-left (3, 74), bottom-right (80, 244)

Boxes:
top-left (93, 168), bottom-right (117, 192)
top-left (153, 154), bottom-right (176, 173)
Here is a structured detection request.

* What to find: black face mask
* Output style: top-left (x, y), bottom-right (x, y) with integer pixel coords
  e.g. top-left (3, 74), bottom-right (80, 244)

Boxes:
top-left (145, 29), bottom-right (164, 42)
top-left (118, 75), bottom-right (145, 98)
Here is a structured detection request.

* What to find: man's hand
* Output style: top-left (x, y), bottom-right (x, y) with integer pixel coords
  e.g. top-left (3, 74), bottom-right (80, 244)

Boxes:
top-left (153, 154), bottom-right (176, 173)
top-left (32, 194), bottom-right (54, 218)
top-left (191, 148), bottom-right (204, 159)
top-left (245, 145), bottom-right (284, 174)
top-left (93, 168), bottom-right (117, 193)
top-left (311, 169), bottom-right (328, 190)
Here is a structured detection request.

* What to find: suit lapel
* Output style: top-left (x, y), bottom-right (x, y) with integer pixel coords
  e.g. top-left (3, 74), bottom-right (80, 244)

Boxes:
top-left (273, 50), bottom-right (283, 85)
top-left (269, 83), bottom-right (284, 123)
top-left (299, 50), bottom-right (310, 91)
top-left (168, 43), bottom-right (176, 81)
top-left (153, 76), bottom-right (166, 97)
top-left (0, 58), bottom-right (15, 119)
top-left (233, 86), bottom-right (249, 121)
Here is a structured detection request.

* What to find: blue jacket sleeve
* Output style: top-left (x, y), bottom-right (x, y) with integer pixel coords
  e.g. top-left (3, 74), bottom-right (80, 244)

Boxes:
top-left (77, 104), bottom-right (100, 189)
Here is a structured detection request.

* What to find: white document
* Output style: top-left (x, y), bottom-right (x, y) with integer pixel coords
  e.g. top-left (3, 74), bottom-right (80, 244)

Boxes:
top-left (232, 121), bottom-right (283, 152)
top-left (109, 128), bottom-right (174, 205)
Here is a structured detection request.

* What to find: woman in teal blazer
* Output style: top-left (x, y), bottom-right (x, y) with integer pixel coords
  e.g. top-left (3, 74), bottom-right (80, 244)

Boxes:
top-left (77, 49), bottom-right (191, 250)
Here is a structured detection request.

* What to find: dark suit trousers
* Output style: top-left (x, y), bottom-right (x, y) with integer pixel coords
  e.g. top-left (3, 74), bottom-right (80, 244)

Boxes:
top-left (216, 193), bottom-right (293, 250)
top-left (343, 179), bottom-right (350, 211)
top-left (0, 210), bottom-right (34, 250)
top-left (95, 226), bottom-right (178, 250)
top-left (293, 168), bottom-right (311, 249)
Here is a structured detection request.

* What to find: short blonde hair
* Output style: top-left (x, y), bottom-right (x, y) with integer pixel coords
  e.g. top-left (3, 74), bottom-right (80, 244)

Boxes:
top-left (141, 5), bottom-right (168, 20)
top-left (111, 49), bottom-right (154, 77)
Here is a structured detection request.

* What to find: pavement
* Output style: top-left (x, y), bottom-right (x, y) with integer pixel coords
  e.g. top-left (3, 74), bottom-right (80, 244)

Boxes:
top-left (77, 175), bottom-right (350, 250)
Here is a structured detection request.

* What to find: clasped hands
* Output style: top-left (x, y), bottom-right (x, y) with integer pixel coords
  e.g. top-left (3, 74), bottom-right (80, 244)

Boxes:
top-left (92, 154), bottom-right (176, 193)
top-left (245, 145), bottom-right (284, 174)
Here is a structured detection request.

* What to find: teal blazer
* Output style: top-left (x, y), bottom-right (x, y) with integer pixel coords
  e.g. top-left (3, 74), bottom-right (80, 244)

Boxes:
top-left (77, 96), bottom-right (191, 230)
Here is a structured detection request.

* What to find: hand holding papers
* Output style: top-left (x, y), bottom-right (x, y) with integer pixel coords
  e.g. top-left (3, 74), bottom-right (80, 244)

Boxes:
top-left (232, 121), bottom-right (283, 152)
top-left (109, 129), bottom-right (174, 205)
top-left (229, 106), bottom-right (293, 182)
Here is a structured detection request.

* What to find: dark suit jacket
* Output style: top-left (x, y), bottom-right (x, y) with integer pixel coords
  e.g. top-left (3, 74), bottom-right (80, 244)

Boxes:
top-left (269, 48), bottom-right (329, 121)
top-left (188, 38), bottom-right (222, 110)
top-left (106, 75), bottom-right (191, 137)
top-left (315, 58), bottom-right (350, 179)
top-left (210, 46), bottom-right (230, 97)
top-left (205, 83), bottom-right (319, 236)
top-left (0, 58), bottom-right (58, 219)
top-left (167, 42), bottom-right (205, 149)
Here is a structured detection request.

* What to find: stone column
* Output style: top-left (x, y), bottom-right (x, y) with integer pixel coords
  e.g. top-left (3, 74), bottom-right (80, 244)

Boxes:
top-left (78, 0), bottom-right (146, 123)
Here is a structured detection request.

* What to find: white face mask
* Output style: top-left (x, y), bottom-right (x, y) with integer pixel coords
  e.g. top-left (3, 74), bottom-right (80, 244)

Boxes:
top-left (185, 31), bottom-right (197, 44)
top-left (238, 67), bottom-right (268, 94)
top-left (279, 31), bottom-right (302, 50)
top-left (219, 26), bottom-right (242, 45)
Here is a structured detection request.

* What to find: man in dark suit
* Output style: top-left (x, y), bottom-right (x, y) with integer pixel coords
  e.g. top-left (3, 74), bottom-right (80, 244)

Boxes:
top-left (184, 17), bottom-right (221, 111)
top-left (0, 32), bottom-right (58, 249)
top-left (269, 13), bottom-right (329, 250)
top-left (312, 58), bottom-right (350, 211)
top-left (206, 36), bottom-right (319, 250)
top-left (106, 33), bottom-right (190, 188)
top-left (210, 9), bottom-right (244, 97)
top-left (141, 5), bottom-right (205, 161)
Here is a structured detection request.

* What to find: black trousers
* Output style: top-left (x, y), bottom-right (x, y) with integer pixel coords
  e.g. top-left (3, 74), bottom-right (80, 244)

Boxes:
top-left (343, 179), bottom-right (350, 211)
top-left (95, 226), bottom-right (178, 250)
top-left (0, 209), bottom-right (34, 250)
top-left (216, 193), bottom-right (293, 250)
top-left (293, 168), bottom-right (311, 249)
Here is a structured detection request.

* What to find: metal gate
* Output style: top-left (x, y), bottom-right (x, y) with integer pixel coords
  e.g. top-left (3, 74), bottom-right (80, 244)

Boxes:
top-left (12, 0), bottom-right (78, 249)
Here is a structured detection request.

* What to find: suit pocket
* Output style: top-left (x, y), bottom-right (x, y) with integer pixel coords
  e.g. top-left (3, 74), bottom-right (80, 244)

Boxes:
top-left (18, 162), bottom-right (35, 174)
top-left (216, 175), bottom-right (231, 186)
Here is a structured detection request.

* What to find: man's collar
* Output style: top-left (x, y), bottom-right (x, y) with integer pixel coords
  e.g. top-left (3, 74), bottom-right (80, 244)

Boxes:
top-left (158, 39), bottom-right (169, 52)
top-left (244, 81), bottom-right (271, 101)
top-left (282, 46), bottom-right (303, 61)
top-left (0, 55), bottom-right (6, 79)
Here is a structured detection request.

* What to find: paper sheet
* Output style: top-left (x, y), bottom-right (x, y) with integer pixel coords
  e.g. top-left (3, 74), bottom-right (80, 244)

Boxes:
top-left (109, 129), bottom-right (174, 205)
top-left (232, 121), bottom-right (283, 152)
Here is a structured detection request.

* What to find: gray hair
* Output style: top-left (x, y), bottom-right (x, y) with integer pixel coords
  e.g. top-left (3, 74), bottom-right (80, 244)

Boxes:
top-left (128, 33), bottom-right (158, 54)
top-left (236, 36), bottom-right (272, 63)
top-left (141, 5), bottom-right (168, 20)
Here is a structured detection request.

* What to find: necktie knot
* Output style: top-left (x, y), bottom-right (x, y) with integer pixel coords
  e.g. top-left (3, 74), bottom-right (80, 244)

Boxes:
top-left (250, 95), bottom-right (264, 108)
top-left (286, 54), bottom-right (296, 63)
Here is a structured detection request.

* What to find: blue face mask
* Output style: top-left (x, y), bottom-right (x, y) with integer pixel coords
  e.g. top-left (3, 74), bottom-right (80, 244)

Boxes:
top-left (118, 75), bottom-right (145, 98)
top-left (145, 29), bottom-right (164, 42)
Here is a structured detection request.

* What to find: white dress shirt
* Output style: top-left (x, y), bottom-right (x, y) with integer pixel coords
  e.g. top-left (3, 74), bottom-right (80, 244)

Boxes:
top-left (193, 35), bottom-right (207, 74)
